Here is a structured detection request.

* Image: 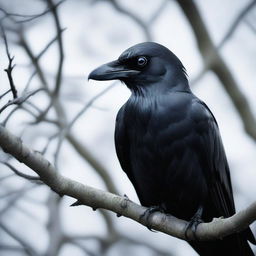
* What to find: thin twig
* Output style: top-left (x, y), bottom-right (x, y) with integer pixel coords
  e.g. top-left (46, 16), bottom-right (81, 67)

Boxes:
top-left (218, 0), bottom-right (256, 48)
top-left (0, 183), bottom-right (40, 200)
top-left (1, 25), bottom-right (18, 99)
top-left (1, 106), bottom-right (19, 125)
top-left (39, 28), bottom-right (66, 60)
top-left (19, 31), bottom-right (49, 89)
top-left (54, 83), bottom-right (116, 166)
top-left (245, 18), bottom-right (256, 34)
top-left (0, 0), bottom-right (65, 24)
top-left (45, 193), bottom-right (64, 256)
top-left (0, 161), bottom-right (41, 182)
top-left (23, 71), bottom-right (37, 92)
top-left (119, 234), bottom-right (173, 256)
top-left (0, 184), bottom-right (36, 216)
top-left (0, 173), bottom-right (14, 182)
top-left (107, 0), bottom-right (152, 41)
top-left (0, 88), bottom-right (44, 114)
top-left (66, 239), bottom-right (98, 256)
top-left (148, 0), bottom-right (169, 25)
top-left (0, 244), bottom-right (26, 252)
top-left (47, 0), bottom-right (65, 96)
top-left (0, 222), bottom-right (39, 256)
top-left (0, 89), bottom-right (11, 100)
top-left (31, 102), bottom-right (54, 124)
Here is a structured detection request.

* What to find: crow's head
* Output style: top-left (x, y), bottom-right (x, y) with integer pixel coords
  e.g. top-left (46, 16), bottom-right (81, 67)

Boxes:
top-left (88, 42), bottom-right (188, 91)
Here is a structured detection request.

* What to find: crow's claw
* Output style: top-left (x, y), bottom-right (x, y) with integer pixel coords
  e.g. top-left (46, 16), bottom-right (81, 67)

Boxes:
top-left (185, 206), bottom-right (203, 241)
top-left (139, 205), bottom-right (165, 231)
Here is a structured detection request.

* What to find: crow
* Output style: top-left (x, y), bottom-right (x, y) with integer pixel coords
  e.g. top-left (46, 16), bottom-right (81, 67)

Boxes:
top-left (88, 42), bottom-right (255, 256)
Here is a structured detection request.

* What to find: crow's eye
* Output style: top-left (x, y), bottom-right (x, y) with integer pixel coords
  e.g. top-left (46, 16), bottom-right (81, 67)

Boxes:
top-left (137, 56), bottom-right (147, 67)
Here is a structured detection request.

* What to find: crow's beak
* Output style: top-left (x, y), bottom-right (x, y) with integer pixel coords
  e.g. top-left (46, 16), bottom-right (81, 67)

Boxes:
top-left (88, 60), bottom-right (140, 81)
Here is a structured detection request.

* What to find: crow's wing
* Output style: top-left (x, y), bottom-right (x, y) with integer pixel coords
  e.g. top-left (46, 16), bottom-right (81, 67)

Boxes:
top-left (190, 98), bottom-right (255, 253)
top-left (114, 105), bottom-right (144, 201)
top-left (191, 99), bottom-right (235, 218)
top-left (115, 106), bottom-right (130, 176)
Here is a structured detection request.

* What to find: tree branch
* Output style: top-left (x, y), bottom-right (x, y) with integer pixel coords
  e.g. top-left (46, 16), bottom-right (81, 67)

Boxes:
top-left (0, 88), bottom-right (44, 114)
top-left (218, 0), bottom-right (256, 48)
top-left (47, 0), bottom-right (64, 96)
top-left (0, 89), bottom-right (11, 100)
top-left (107, 0), bottom-right (152, 41)
top-left (0, 222), bottom-right (39, 256)
top-left (54, 83), bottom-right (116, 166)
top-left (1, 25), bottom-right (18, 99)
top-left (176, 0), bottom-right (256, 141)
top-left (66, 133), bottom-right (120, 195)
top-left (0, 0), bottom-right (65, 23)
top-left (0, 161), bottom-right (41, 182)
top-left (0, 125), bottom-right (255, 241)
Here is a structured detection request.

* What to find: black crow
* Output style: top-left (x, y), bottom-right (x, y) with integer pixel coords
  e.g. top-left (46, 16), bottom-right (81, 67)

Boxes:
top-left (89, 42), bottom-right (255, 256)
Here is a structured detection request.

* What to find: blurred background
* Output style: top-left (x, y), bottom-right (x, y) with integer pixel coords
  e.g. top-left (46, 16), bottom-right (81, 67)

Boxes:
top-left (0, 0), bottom-right (256, 255)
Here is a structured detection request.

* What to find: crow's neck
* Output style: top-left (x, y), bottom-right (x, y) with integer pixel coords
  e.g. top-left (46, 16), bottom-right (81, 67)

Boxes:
top-left (130, 75), bottom-right (190, 98)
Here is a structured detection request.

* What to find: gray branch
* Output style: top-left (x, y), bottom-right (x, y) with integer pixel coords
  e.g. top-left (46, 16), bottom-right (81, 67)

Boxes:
top-left (107, 0), bottom-right (152, 41)
top-left (176, 0), bottom-right (256, 141)
top-left (218, 0), bottom-right (256, 48)
top-left (0, 125), bottom-right (255, 242)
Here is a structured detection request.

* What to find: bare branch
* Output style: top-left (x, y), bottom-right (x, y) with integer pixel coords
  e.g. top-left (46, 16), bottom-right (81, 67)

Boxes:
top-left (176, 0), bottom-right (256, 141)
top-left (45, 193), bottom-right (64, 256)
top-left (190, 66), bottom-right (208, 87)
top-left (2, 105), bottom-right (29, 126)
top-left (0, 184), bottom-right (37, 216)
top-left (0, 89), bottom-right (11, 100)
top-left (0, 161), bottom-right (41, 182)
top-left (67, 133), bottom-right (120, 195)
top-left (0, 222), bottom-right (39, 256)
top-left (148, 0), bottom-right (169, 25)
top-left (0, 0), bottom-right (65, 23)
top-left (38, 28), bottom-right (66, 60)
top-left (19, 31), bottom-right (49, 90)
top-left (17, 21), bottom-right (120, 196)
top-left (54, 83), bottom-right (116, 166)
top-left (119, 234), bottom-right (173, 256)
top-left (0, 184), bottom-right (39, 200)
top-left (47, 0), bottom-right (65, 96)
top-left (190, 0), bottom-right (256, 87)
top-left (107, 0), bottom-right (152, 41)
top-left (218, 0), bottom-right (256, 48)
top-left (1, 25), bottom-right (18, 99)
top-left (66, 239), bottom-right (98, 256)
top-left (245, 18), bottom-right (256, 34)
top-left (0, 173), bottom-right (14, 182)
top-left (0, 125), bottom-right (255, 242)
top-left (0, 244), bottom-right (26, 253)
top-left (0, 89), bottom-right (45, 114)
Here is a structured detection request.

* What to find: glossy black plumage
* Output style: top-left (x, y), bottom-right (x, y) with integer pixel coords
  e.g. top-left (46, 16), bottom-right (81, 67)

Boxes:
top-left (89, 42), bottom-right (255, 256)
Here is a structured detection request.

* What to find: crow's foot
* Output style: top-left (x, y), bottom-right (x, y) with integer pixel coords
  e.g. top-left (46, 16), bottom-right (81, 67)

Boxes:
top-left (185, 206), bottom-right (203, 241)
top-left (139, 205), bottom-right (165, 231)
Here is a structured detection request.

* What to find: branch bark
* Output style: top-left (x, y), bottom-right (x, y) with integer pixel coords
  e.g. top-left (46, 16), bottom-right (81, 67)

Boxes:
top-left (0, 125), bottom-right (255, 242)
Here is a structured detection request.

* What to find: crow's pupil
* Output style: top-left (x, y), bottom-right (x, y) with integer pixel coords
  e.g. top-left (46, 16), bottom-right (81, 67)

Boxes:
top-left (138, 58), bottom-right (144, 64)
top-left (137, 57), bottom-right (147, 66)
